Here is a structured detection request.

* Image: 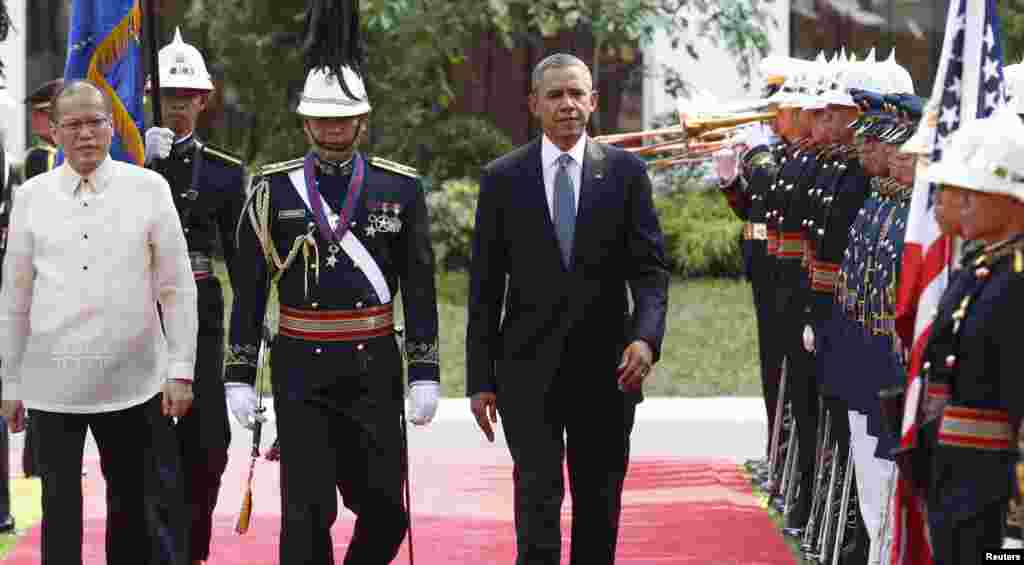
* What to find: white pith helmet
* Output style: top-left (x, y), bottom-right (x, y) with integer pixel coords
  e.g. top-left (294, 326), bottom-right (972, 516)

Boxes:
top-left (296, 67), bottom-right (371, 118)
top-left (157, 28), bottom-right (215, 91)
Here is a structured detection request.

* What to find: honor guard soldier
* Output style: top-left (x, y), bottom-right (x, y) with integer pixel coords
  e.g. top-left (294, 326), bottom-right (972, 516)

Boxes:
top-left (772, 59), bottom-right (833, 534)
top-left (912, 112), bottom-right (1024, 565)
top-left (226, 65), bottom-right (441, 564)
top-left (23, 79), bottom-right (63, 181)
top-left (714, 55), bottom-right (792, 477)
top-left (142, 29), bottom-right (246, 565)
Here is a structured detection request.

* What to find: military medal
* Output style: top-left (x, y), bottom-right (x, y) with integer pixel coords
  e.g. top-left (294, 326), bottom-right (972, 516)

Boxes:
top-left (303, 151), bottom-right (366, 269)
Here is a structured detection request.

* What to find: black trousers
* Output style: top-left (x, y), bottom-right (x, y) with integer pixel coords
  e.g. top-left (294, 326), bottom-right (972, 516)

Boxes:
top-left (746, 242), bottom-right (781, 454)
top-left (272, 340), bottom-right (409, 565)
top-left (779, 291), bottom-right (818, 522)
top-left (173, 278), bottom-right (231, 561)
top-left (500, 377), bottom-right (638, 565)
top-left (30, 394), bottom-right (188, 565)
top-left (930, 500), bottom-right (1006, 565)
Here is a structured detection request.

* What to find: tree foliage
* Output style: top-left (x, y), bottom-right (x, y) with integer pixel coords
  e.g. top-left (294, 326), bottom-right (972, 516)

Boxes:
top-left (1001, 0), bottom-right (1024, 64)
top-left (171, 0), bottom-right (773, 171)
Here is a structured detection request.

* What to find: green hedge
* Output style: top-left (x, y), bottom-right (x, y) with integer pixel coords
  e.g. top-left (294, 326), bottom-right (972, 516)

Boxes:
top-left (655, 188), bottom-right (744, 278)
top-left (426, 177), bottom-right (744, 278)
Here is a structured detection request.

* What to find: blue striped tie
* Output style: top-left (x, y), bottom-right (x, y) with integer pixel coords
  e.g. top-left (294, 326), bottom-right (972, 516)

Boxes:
top-left (554, 153), bottom-right (576, 267)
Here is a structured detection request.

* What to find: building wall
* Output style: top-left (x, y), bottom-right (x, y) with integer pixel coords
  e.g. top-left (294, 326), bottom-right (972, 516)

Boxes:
top-left (790, 0), bottom-right (949, 97)
top-left (642, 0), bottom-right (949, 130)
top-left (449, 30), bottom-right (644, 145)
top-left (642, 0), bottom-right (792, 130)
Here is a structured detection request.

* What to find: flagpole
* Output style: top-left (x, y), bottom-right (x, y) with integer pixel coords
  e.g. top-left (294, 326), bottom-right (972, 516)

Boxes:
top-left (145, 0), bottom-right (162, 128)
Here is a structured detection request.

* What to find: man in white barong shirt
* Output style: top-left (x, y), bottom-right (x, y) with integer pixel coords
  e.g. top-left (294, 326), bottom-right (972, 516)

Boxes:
top-left (0, 80), bottom-right (198, 565)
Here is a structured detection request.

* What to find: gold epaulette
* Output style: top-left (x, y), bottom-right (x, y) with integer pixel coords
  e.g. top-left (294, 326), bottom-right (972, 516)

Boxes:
top-left (749, 151), bottom-right (776, 170)
top-left (258, 158), bottom-right (304, 177)
top-left (368, 156), bottom-right (420, 179)
top-left (201, 143), bottom-right (244, 166)
top-left (28, 144), bottom-right (58, 154)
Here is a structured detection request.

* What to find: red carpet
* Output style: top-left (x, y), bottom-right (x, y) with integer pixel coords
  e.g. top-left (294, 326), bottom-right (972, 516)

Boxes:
top-left (4, 454), bottom-right (793, 564)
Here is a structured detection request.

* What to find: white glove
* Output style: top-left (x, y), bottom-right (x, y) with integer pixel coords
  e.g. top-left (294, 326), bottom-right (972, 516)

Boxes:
top-left (407, 381), bottom-right (440, 426)
top-left (713, 148), bottom-right (740, 186)
top-left (225, 382), bottom-right (265, 430)
top-left (803, 324), bottom-right (816, 353)
top-left (743, 123), bottom-right (776, 149)
top-left (144, 127), bottom-right (174, 163)
top-left (1003, 537), bottom-right (1023, 549)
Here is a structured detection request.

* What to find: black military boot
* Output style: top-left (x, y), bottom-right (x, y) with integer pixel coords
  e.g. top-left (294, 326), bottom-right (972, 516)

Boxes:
top-left (782, 475), bottom-right (813, 537)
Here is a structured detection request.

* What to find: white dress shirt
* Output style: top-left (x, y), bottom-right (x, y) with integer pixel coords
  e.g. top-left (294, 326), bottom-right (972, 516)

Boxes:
top-left (0, 157), bottom-right (198, 414)
top-left (540, 134), bottom-right (585, 222)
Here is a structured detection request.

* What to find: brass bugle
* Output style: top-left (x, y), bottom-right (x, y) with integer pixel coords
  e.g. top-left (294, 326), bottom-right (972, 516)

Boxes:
top-left (629, 140), bottom-right (724, 157)
top-left (594, 124), bottom-right (684, 144)
top-left (595, 110), bottom-right (777, 145)
top-left (684, 110), bottom-right (778, 133)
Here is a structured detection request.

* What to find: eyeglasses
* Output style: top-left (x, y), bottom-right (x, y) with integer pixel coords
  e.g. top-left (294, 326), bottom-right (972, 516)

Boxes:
top-left (53, 116), bottom-right (111, 135)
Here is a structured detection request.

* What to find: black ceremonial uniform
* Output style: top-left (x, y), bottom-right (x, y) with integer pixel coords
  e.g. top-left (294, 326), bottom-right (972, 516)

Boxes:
top-left (227, 153), bottom-right (439, 565)
top-left (721, 142), bottom-right (782, 452)
top-left (772, 140), bottom-right (823, 529)
top-left (23, 142), bottom-right (58, 181)
top-left (148, 135), bottom-right (246, 562)
top-left (920, 237), bottom-right (1024, 564)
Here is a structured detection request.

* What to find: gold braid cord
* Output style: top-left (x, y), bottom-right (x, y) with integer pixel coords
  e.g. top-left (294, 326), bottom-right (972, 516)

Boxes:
top-left (248, 177), bottom-right (319, 296)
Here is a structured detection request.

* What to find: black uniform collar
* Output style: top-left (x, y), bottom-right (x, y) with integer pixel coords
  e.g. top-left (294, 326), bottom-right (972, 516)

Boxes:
top-left (171, 133), bottom-right (198, 159)
top-left (314, 153), bottom-right (354, 176)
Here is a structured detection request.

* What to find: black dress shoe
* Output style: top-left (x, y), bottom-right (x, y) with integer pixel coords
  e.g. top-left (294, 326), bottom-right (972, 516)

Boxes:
top-left (0, 516), bottom-right (16, 534)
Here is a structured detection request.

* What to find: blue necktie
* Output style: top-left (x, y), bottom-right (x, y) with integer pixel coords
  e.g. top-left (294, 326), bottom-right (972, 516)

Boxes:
top-left (554, 153), bottom-right (576, 267)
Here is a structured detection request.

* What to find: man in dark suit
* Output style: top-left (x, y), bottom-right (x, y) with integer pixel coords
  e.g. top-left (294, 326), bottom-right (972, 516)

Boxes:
top-left (466, 52), bottom-right (670, 565)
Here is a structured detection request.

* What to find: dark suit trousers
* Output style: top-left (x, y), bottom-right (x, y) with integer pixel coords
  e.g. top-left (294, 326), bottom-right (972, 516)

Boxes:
top-left (30, 394), bottom-right (188, 565)
top-left (500, 376), bottom-right (637, 565)
top-left (0, 416), bottom-right (9, 519)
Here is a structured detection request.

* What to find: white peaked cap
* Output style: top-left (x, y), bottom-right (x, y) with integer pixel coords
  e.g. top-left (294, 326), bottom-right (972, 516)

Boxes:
top-left (925, 108), bottom-right (1024, 201)
top-left (158, 27), bottom-right (215, 91)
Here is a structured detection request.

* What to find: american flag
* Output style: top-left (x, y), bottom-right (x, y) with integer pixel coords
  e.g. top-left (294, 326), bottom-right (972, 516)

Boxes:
top-left (891, 1), bottom-right (1006, 563)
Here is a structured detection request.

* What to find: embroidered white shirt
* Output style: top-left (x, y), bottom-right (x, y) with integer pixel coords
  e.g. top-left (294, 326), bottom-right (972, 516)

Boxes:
top-left (540, 134), bottom-right (586, 222)
top-left (0, 157), bottom-right (198, 414)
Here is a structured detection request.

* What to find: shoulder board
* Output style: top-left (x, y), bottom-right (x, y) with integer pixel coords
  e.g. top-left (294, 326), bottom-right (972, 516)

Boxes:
top-left (749, 151), bottom-right (776, 170)
top-left (201, 144), bottom-right (244, 166)
top-left (29, 144), bottom-right (58, 154)
top-left (368, 156), bottom-right (420, 179)
top-left (258, 158), bottom-right (304, 176)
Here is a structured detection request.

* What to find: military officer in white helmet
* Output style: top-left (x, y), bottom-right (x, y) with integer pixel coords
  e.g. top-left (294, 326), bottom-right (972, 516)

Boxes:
top-left (143, 27), bottom-right (247, 565)
top-left (226, 63), bottom-right (441, 564)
